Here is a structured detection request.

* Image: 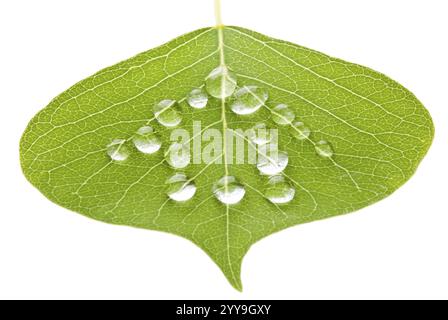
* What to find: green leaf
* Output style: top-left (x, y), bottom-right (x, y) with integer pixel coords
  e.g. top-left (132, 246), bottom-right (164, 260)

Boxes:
top-left (20, 26), bottom-right (434, 291)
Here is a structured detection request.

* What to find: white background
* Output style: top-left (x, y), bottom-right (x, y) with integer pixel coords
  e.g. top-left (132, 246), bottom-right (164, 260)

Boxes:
top-left (1, 0), bottom-right (447, 300)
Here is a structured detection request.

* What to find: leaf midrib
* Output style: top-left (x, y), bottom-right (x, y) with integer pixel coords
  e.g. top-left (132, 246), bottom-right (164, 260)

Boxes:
top-left (216, 25), bottom-right (240, 290)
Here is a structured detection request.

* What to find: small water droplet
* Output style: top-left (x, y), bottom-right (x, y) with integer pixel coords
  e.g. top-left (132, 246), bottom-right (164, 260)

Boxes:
top-left (315, 140), bottom-right (334, 158)
top-left (272, 104), bottom-right (295, 125)
top-left (153, 99), bottom-right (182, 127)
top-left (230, 85), bottom-right (269, 115)
top-left (257, 149), bottom-right (289, 175)
top-left (247, 122), bottom-right (272, 145)
top-left (132, 126), bottom-right (162, 154)
top-left (290, 121), bottom-right (311, 141)
top-left (187, 88), bottom-right (208, 109)
top-left (265, 175), bottom-right (295, 204)
top-left (213, 176), bottom-right (245, 205)
top-left (205, 66), bottom-right (237, 99)
top-left (166, 142), bottom-right (191, 169)
top-left (166, 173), bottom-right (197, 202)
top-left (107, 139), bottom-right (130, 161)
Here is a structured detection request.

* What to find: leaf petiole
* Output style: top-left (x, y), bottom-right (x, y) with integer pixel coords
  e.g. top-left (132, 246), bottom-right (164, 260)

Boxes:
top-left (214, 0), bottom-right (224, 28)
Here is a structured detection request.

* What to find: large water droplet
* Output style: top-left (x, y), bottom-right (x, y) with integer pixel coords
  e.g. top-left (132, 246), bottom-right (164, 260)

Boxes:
top-left (247, 122), bottom-right (272, 145)
top-left (213, 176), bottom-right (246, 205)
top-left (166, 173), bottom-right (197, 202)
top-left (153, 99), bottom-right (182, 127)
top-left (166, 142), bottom-right (191, 169)
top-left (290, 121), bottom-right (311, 141)
top-left (272, 104), bottom-right (295, 125)
top-left (257, 149), bottom-right (289, 175)
top-left (132, 126), bottom-right (162, 154)
top-left (187, 88), bottom-right (208, 109)
top-left (230, 85), bottom-right (269, 115)
top-left (265, 175), bottom-right (295, 204)
top-left (205, 66), bottom-right (237, 99)
top-left (315, 140), bottom-right (334, 158)
top-left (107, 139), bottom-right (130, 161)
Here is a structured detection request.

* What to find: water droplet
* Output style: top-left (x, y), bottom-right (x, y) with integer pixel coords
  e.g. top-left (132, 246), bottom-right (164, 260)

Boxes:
top-left (265, 175), bottom-right (295, 204)
top-left (315, 140), bottom-right (334, 158)
top-left (166, 142), bottom-right (191, 169)
top-left (272, 104), bottom-right (295, 125)
top-left (153, 99), bottom-right (182, 127)
top-left (187, 88), bottom-right (208, 109)
top-left (107, 139), bottom-right (130, 161)
top-left (132, 126), bottom-right (162, 154)
top-left (247, 122), bottom-right (272, 145)
top-left (230, 85), bottom-right (269, 115)
top-left (166, 173), bottom-right (197, 202)
top-left (205, 66), bottom-right (237, 99)
top-left (213, 176), bottom-right (245, 205)
top-left (257, 149), bottom-right (289, 175)
top-left (290, 121), bottom-right (311, 141)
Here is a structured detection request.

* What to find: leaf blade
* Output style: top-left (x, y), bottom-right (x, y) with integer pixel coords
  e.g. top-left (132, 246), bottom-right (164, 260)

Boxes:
top-left (20, 26), bottom-right (434, 290)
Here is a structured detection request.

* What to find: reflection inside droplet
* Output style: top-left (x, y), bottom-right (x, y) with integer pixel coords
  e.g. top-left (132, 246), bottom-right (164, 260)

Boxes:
top-left (315, 140), bottom-right (334, 158)
top-left (107, 139), bottom-right (130, 161)
top-left (153, 99), bottom-right (182, 127)
top-left (205, 66), bottom-right (237, 99)
top-left (166, 142), bottom-right (191, 169)
top-left (247, 122), bottom-right (272, 145)
top-left (187, 88), bottom-right (208, 109)
top-left (213, 176), bottom-right (246, 205)
top-left (265, 175), bottom-right (295, 204)
top-left (230, 85), bottom-right (269, 115)
top-left (166, 173), bottom-right (197, 202)
top-left (290, 121), bottom-right (311, 141)
top-left (132, 126), bottom-right (162, 154)
top-left (257, 147), bottom-right (289, 175)
top-left (272, 104), bottom-right (295, 125)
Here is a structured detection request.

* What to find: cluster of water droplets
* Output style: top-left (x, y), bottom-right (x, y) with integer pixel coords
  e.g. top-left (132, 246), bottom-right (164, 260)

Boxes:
top-left (105, 64), bottom-right (335, 207)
